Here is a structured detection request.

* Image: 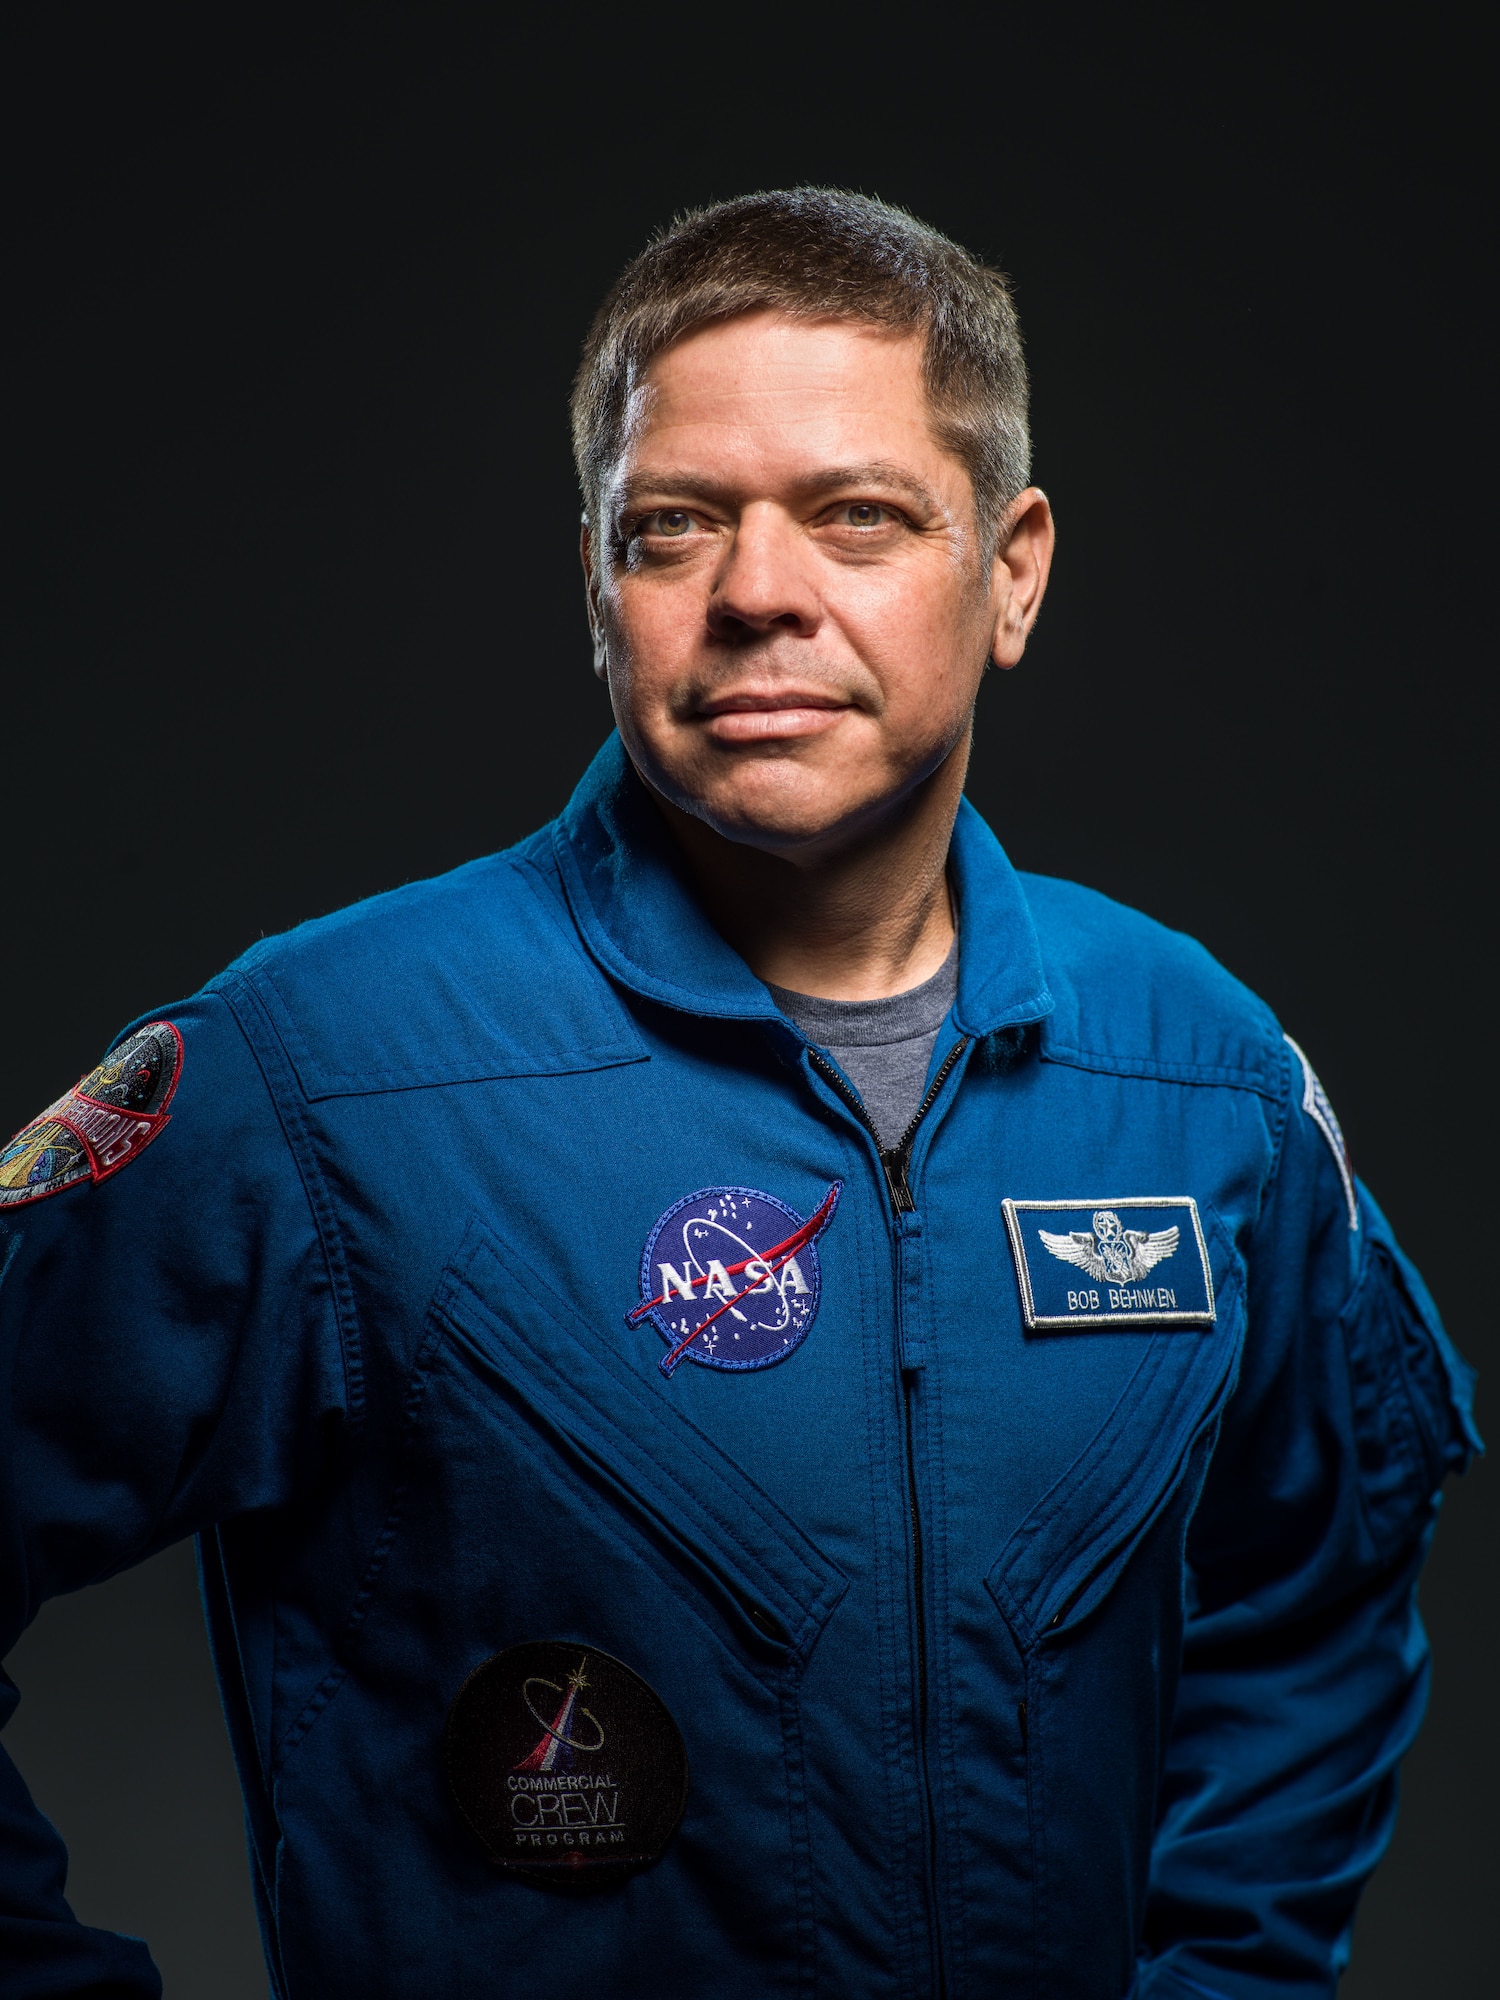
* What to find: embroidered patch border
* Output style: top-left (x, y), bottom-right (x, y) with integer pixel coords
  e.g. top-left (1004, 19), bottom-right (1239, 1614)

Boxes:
top-left (627, 1180), bottom-right (841, 1377)
top-left (1283, 1034), bottom-right (1358, 1231)
top-left (0, 1022), bottom-right (183, 1209)
top-left (1003, 1196), bottom-right (1216, 1331)
top-left (446, 1641), bottom-right (689, 1887)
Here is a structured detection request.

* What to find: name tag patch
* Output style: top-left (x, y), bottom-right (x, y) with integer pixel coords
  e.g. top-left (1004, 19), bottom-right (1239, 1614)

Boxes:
top-left (1002, 1197), bottom-right (1215, 1330)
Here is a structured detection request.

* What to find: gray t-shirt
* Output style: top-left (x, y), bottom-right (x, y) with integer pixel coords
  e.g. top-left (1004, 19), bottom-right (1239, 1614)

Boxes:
top-left (768, 937), bottom-right (960, 1151)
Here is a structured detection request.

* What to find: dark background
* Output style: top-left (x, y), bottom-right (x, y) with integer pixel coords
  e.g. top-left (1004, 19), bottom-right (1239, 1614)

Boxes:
top-left (2, 9), bottom-right (1493, 1994)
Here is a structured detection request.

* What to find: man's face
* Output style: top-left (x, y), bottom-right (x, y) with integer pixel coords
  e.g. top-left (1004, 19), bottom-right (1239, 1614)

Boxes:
top-left (584, 310), bottom-right (1051, 856)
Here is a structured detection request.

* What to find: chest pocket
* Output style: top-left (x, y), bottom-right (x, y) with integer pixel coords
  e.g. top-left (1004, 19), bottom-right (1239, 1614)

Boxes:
top-left (267, 1213), bottom-right (846, 2000)
top-left (434, 1215), bottom-right (847, 1660)
top-left (986, 1208), bottom-right (1242, 1643)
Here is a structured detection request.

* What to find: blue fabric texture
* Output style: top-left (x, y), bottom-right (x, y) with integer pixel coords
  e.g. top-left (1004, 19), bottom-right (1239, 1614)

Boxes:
top-left (0, 734), bottom-right (1478, 1998)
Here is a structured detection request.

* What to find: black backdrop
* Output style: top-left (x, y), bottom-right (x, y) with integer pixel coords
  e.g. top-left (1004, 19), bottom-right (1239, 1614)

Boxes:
top-left (3, 11), bottom-right (1493, 1995)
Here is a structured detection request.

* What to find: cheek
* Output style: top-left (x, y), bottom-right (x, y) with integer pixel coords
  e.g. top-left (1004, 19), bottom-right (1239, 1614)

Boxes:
top-left (606, 578), bottom-right (696, 674)
top-left (846, 571), bottom-right (991, 693)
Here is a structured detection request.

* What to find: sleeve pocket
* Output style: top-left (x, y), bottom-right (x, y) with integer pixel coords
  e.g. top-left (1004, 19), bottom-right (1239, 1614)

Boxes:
top-left (1342, 1234), bottom-right (1480, 1559)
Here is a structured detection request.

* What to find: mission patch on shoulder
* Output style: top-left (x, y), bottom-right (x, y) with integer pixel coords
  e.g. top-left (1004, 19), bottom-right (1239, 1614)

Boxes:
top-left (1003, 1196), bottom-right (1216, 1331)
top-left (1284, 1034), bottom-right (1358, 1230)
top-left (447, 1642), bottom-right (688, 1888)
top-left (0, 1022), bottom-right (182, 1208)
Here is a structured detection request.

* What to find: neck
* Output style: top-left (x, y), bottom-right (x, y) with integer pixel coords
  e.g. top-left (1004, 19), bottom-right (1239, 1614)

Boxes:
top-left (645, 738), bottom-right (967, 1002)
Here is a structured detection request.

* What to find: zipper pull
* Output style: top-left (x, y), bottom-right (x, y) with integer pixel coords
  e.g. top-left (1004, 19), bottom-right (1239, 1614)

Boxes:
top-left (879, 1144), bottom-right (917, 1214)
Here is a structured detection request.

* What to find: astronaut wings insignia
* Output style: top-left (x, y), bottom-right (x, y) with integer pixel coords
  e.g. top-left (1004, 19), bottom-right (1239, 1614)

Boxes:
top-left (1003, 1196), bottom-right (1214, 1330)
top-left (1038, 1209), bottom-right (1180, 1285)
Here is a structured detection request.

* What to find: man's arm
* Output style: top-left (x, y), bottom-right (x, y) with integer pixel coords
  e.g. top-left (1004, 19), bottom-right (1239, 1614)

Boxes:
top-left (1138, 1041), bottom-right (1479, 2000)
top-left (0, 992), bottom-right (347, 1996)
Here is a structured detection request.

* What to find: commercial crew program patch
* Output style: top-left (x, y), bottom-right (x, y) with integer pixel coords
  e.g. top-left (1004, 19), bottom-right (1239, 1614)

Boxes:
top-left (626, 1180), bottom-right (841, 1377)
top-left (1003, 1196), bottom-right (1216, 1331)
top-left (446, 1641), bottom-right (688, 1889)
top-left (0, 1022), bottom-right (182, 1208)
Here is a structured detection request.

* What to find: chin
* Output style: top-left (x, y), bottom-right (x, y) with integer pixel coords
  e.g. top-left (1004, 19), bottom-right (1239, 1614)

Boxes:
top-left (680, 766), bottom-right (882, 854)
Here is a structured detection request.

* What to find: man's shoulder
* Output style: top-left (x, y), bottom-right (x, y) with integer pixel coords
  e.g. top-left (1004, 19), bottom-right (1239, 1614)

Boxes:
top-left (1020, 871), bottom-right (1286, 1099)
top-left (207, 830), bottom-right (645, 1097)
top-left (224, 833), bottom-right (559, 978)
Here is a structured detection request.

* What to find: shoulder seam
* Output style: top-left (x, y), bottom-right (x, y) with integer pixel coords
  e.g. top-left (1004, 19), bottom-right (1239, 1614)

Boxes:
top-left (224, 854), bottom-right (646, 1097)
top-left (1040, 1039), bottom-right (1280, 1099)
top-left (1246, 1037), bottom-right (1299, 1244)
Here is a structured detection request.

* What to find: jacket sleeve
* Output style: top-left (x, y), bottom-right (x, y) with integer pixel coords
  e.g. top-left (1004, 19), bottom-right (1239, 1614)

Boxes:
top-left (1137, 1040), bottom-right (1480, 2000)
top-left (0, 991), bottom-right (348, 1997)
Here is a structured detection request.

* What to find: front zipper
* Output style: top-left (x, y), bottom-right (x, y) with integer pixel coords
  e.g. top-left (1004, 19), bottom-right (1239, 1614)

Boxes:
top-left (809, 1037), bottom-right (969, 1215)
top-left (806, 1036), bottom-right (969, 1996)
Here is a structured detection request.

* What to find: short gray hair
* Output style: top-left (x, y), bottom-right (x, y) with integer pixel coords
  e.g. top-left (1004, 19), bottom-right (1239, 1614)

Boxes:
top-left (571, 187), bottom-right (1031, 550)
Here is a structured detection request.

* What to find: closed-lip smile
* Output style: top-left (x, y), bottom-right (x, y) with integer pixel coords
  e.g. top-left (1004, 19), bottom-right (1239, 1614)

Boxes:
top-left (694, 688), bottom-right (852, 743)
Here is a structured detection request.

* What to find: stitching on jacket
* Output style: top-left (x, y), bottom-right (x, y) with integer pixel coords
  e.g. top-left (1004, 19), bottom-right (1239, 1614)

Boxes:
top-left (254, 972), bottom-right (644, 1097)
top-left (1253, 1037), bottom-right (1296, 1234)
top-left (554, 815), bottom-right (828, 1028)
top-left (1025, 1268), bottom-right (1244, 1628)
top-left (1041, 1041), bottom-right (1279, 1099)
top-left (458, 1342), bottom-right (836, 1646)
top-left (271, 1307), bottom-right (448, 1770)
top-left (272, 1306), bottom-right (794, 1800)
top-left (440, 1233), bottom-right (845, 1630)
top-left (445, 1251), bottom-right (832, 1613)
top-left (923, 1222), bottom-right (974, 1993)
top-left (1014, 1338), bottom-right (1178, 1614)
top-left (1028, 1647), bottom-right (1047, 2000)
top-left (985, 1253), bottom-right (1245, 1646)
top-left (440, 1301), bottom-right (809, 1680)
top-left (850, 1155), bottom-right (920, 1991)
top-left (1342, 1245), bottom-right (1443, 1558)
top-left (1024, 1224), bottom-right (1239, 1583)
top-left (844, 1141), bottom-right (923, 1991)
top-left (776, 1672), bottom-right (819, 2000)
top-left (552, 818), bottom-right (756, 1017)
top-left (217, 976), bottom-right (366, 1430)
top-left (248, 857), bottom-right (647, 1095)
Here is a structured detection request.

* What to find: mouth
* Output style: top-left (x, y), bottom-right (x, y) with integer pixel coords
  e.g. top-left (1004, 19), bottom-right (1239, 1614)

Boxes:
top-left (692, 689), bottom-right (853, 745)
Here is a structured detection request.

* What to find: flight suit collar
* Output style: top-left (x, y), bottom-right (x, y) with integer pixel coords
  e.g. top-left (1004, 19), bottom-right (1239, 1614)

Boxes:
top-left (553, 733), bottom-right (1054, 1036)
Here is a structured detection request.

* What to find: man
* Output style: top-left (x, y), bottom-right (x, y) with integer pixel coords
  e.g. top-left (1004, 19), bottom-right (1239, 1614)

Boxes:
top-left (0, 189), bottom-right (1478, 1999)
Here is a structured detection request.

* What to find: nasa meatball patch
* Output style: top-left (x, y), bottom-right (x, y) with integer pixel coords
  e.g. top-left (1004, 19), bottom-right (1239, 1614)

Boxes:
top-left (446, 1642), bottom-right (688, 1887)
top-left (627, 1181), bottom-right (841, 1376)
top-left (0, 1022), bottom-right (182, 1208)
top-left (1003, 1196), bottom-right (1215, 1331)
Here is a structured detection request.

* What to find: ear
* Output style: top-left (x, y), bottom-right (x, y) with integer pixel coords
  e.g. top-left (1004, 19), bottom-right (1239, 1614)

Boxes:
top-left (580, 522), bottom-right (608, 680)
top-left (986, 489), bottom-right (1056, 670)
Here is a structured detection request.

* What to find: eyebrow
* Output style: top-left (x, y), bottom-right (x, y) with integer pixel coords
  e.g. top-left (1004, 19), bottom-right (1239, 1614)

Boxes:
top-left (613, 460), bottom-right (941, 516)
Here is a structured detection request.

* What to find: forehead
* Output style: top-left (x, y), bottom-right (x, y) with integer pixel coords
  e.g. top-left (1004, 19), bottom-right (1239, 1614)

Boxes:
top-left (616, 311), bottom-right (954, 490)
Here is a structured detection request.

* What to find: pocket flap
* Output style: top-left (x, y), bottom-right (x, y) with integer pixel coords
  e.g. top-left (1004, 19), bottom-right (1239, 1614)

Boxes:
top-left (987, 1221), bottom-right (1242, 1644)
top-left (435, 1217), bottom-right (848, 1661)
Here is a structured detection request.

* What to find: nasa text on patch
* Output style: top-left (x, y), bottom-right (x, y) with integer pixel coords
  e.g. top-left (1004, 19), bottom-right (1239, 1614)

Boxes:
top-left (628, 1181), bottom-right (841, 1377)
top-left (1003, 1197), bottom-right (1215, 1331)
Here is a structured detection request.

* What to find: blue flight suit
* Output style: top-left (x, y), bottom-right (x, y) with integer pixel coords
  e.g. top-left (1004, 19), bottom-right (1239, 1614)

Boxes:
top-left (0, 735), bottom-right (1478, 1999)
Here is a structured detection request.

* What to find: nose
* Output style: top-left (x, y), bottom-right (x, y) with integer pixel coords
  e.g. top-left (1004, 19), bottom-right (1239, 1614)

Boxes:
top-left (706, 504), bottom-right (821, 642)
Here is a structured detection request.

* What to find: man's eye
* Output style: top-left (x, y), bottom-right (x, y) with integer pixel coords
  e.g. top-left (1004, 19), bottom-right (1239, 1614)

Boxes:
top-left (841, 503), bottom-right (889, 527)
top-left (644, 510), bottom-right (696, 538)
